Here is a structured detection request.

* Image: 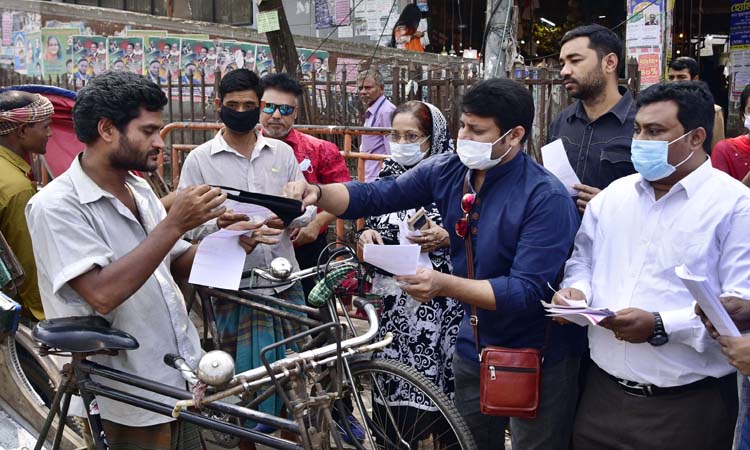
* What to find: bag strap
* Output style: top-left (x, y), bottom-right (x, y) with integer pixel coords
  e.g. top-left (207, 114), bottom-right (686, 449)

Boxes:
top-left (462, 173), bottom-right (481, 359)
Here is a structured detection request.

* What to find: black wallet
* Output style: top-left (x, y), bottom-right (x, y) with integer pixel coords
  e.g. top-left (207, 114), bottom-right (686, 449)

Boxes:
top-left (213, 185), bottom-right (305, 227)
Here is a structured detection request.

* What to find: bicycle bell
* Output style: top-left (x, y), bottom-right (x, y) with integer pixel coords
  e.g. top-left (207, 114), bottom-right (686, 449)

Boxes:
top-left (197, 350), bottom-right (235, 387)
top-left (269, 257), bottom-right (292, 280)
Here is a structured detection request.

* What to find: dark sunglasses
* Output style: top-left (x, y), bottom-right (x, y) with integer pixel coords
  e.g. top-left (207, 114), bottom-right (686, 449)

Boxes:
top-left (455, 193), bottom-right (476, 238)
top-left (261, 101), bottom-right (296, 116)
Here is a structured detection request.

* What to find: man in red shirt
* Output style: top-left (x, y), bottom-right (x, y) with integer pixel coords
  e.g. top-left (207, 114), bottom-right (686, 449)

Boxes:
top-left (260, 72), bottom-right (351, 296)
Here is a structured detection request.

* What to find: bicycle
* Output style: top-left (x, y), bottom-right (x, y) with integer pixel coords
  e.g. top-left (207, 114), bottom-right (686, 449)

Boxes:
top-left (32, 247), bottom-right (477, 450)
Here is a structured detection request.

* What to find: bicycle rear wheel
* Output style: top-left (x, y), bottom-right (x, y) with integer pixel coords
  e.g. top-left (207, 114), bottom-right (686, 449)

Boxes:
top-left (343, 358), bottom-right (476, 450)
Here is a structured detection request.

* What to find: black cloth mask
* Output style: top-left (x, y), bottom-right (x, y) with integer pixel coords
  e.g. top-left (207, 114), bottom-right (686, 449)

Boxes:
top-left (220, 106), bottom-right (260, 134)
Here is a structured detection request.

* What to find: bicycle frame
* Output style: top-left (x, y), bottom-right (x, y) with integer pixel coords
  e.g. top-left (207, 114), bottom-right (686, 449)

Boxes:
top-left (35, 301), bottom-right (390, 450)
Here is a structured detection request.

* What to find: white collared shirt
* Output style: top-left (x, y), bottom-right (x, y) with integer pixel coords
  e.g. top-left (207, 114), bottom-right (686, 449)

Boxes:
top-left (178, 130), bottom-right (315, 293)
top-left (562, 160), bottom-right (750, 387)
top-left (25, 156), bottom-right (202, 427)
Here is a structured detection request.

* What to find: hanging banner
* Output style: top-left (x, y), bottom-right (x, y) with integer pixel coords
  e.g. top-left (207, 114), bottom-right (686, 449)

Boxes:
top-left (625, 0), bottom-right (665, 88)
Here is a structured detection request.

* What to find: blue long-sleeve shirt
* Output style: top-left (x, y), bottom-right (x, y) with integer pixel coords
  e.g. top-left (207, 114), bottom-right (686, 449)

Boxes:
top-left (342, 151), bottom-right (585, 365)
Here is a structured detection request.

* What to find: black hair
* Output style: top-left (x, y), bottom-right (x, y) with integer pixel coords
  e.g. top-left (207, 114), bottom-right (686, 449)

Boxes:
top-left (390, 4), bottom-right (422, 47)
top-left (461, 78), bottom-right (534, 144)
top-left (668, 57), bottom-right (699, 78)
top-left (77, 58), bottom-right (88, 64)
top-left (0, 90), bottom-right (37, 111)
top-left (560, 24), bottom-right (623, 73)
top-left (218, 68), bottom-right (262, 100)
top-left (73, 71), bottom-right (167, 144)
top-left (741, 84), bottom-right (750, 116)
top-left (260, 72), bottom-right (303, 96)
top-left (636, 81), bottom-right (715, 153)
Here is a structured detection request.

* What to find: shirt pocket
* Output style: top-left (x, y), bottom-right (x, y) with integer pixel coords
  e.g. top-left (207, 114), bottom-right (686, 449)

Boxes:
top-left (599, 136), bottom-right (633, 165)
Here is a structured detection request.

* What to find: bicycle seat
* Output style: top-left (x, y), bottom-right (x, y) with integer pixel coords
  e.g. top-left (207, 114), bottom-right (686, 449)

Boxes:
top-left (32, 316), bottom-right (139, 353)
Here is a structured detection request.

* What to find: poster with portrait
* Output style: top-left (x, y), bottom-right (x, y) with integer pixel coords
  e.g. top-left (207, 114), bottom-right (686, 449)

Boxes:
top-left (178, 38), bottom-right (217, 86)
top-left (255, 44), bottom-right (274, 77)
top-left (145, 36), bottom-right (181, 82)
top-left (12, 31), bottom-right (26, 72)
top-left (72, 35), bottom-right (106, 85)
top-left (40, 28), bottom-right (76, 77)
top-left (107, 36), bottom-right (144, 74)
top-left (25, 31), bottom-right (42, 77)
top-left (218, 41), bottom-right (256, 77)
top-left (298, 49), bottom-right (329, 81)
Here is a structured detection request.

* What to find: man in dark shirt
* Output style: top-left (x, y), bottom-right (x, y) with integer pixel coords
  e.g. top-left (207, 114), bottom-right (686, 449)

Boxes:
top-left (285, 79), bottom-right (584, 450)
top-left (549, 24), bottom-right (637, 213)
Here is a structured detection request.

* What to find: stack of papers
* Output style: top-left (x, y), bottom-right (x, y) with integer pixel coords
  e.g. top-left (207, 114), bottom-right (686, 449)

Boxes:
top-left (675, 265), bottom-right (741, 337)
top-left (540, 300), bottom-right (615, 327)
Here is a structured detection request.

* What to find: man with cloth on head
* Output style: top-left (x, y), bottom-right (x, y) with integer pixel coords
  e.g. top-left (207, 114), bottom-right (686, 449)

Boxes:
top-left (0, 91), bottom-right (53, 320)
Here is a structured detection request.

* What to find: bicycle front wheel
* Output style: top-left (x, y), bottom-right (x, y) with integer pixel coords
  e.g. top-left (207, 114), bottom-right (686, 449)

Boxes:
top-left (344, 358), bottom-right (476, 450)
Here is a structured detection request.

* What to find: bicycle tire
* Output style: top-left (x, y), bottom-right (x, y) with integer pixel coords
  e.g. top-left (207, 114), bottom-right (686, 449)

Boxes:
top-left (342, 358), bottom-right (477, 450)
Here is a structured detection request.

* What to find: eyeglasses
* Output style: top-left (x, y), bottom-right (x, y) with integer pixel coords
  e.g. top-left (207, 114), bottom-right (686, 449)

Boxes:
top-left (389, 132), bottom-right (429, 144)
top-left (455, 193), bottom-right (476, 238)
top-left (260, 101), bottom-right (296, 116)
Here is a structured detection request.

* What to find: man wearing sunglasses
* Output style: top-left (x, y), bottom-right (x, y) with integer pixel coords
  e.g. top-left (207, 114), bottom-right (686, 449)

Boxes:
top-left (285, 78), bottom-right (584, 450)
top-left (259, 73), bottom-right (350, 298)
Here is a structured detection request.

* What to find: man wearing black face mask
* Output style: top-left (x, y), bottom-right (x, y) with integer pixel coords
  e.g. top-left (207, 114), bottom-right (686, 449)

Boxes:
top-left (177, 69), bottom-right (316, 440)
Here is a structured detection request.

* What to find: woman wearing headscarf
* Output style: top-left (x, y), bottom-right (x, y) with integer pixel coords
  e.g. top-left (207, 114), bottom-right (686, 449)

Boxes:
top-left (390, 4), bottom-right (425, 52)
top-left (358, 101), bottom-right (463, 440)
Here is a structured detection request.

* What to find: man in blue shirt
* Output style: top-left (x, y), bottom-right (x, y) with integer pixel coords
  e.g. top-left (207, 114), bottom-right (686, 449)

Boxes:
top-left (285, 78), bottom-right (584, 450)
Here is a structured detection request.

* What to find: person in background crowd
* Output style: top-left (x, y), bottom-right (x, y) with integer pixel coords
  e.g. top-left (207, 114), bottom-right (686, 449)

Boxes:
top-left (0, 91), bottom-right (53, 321)
top-left (285, 78), bottom-right (583, 450)
top-left (357, 69), bottom-right (395, 182)
top-left (549, 24), bottom-right (637, 214)
top-left (390, 4), bottom-right (425, 52)
top-left (712, 84), bottom-right (750, 186)
top-left (258, 73), bottom-right (350, 297)
top-left (557, 81), bottom-right (747, 450)
top-left (357, 100), bottom-right (463, 444)
top-left (668, 56), bottom-right (726, 150)
top-left (25, 71), bottom-right (270, 449)
top-left (178, 69), bottom-right (315, 443)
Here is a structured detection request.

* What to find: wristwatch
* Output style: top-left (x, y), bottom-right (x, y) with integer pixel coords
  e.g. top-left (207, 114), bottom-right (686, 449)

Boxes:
top-left (648, 312), bottom-right (669, 346)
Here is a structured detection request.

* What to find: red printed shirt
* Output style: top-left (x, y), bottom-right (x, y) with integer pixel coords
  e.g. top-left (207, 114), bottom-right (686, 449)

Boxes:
top-left (282, 128), bottom-right (351, 185)
top-left (278, 128), bottom-right (351, 236)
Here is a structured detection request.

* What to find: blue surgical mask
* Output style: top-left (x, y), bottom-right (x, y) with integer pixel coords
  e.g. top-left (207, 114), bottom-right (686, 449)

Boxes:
top-left (631, 130), bottom-right (695, 181)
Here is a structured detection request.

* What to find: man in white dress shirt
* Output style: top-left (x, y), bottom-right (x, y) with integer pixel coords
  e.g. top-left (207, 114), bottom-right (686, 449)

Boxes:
top-left (25, 71), bottom-right (274, 449)
top-left (556, 81), bottom-right (750, 450)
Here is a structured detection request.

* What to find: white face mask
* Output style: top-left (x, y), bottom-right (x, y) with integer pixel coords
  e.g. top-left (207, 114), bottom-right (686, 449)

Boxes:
top-left (456, 129), bottom-right (513, 170)
top-left (744, 116), bottom-right (750, 131)
top-left (390, 136), bottom-right (429, 167)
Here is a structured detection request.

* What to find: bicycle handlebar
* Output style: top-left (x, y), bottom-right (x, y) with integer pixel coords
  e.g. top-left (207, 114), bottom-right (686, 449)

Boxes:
top-left (163, 353), bottom-right (199, 386)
